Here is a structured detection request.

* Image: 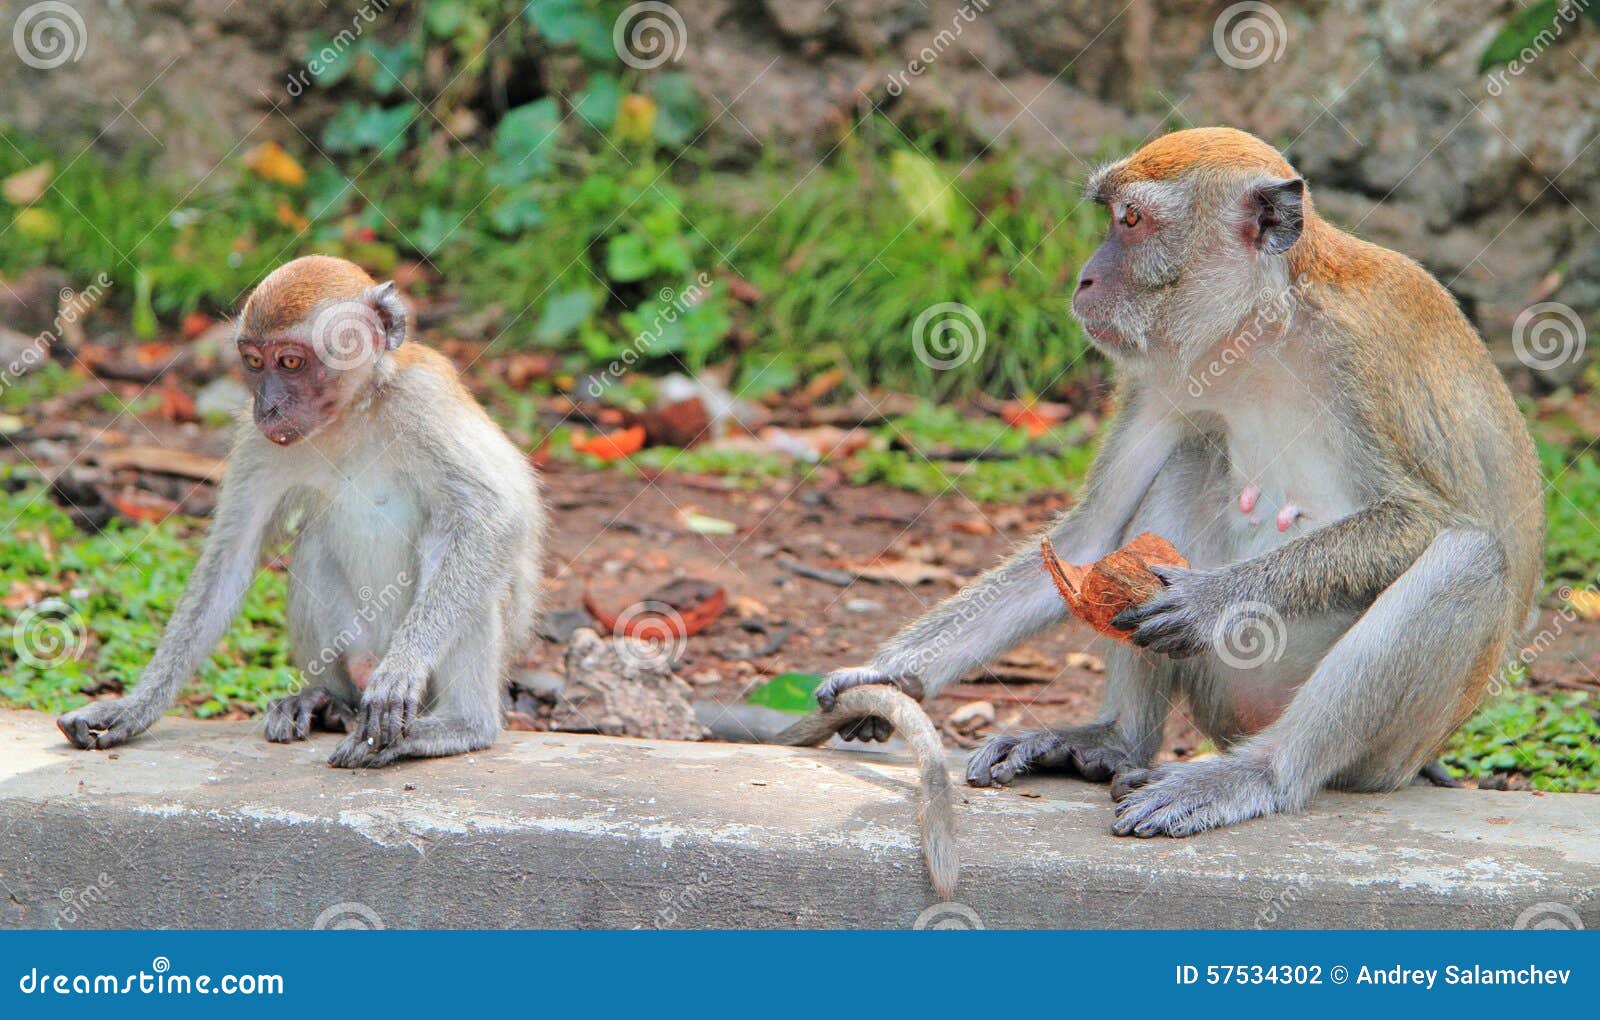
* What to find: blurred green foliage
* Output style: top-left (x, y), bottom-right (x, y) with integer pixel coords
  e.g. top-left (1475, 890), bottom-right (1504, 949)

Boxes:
top-left (0, 0), bottom-right (1102, 398)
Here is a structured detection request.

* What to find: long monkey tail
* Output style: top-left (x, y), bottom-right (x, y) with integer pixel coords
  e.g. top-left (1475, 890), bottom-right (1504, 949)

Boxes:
top-left (774, 685), bottom-right (959, 901)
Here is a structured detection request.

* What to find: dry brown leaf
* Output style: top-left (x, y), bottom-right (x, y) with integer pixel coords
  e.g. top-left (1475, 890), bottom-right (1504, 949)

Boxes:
top-left (99, 446), bottom-right (227, 482)
top-left (1569, 588), bottom-right (1600, 622)
top-left (848, 558), bottom-right (956, 586)
top-left (3, 162), bottom-right (52, 205)
top-left (245, 141), bottom-right (306, 187)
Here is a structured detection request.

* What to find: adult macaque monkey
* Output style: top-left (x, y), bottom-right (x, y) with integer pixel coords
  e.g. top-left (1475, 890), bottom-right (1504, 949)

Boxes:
top-left (818, 128), bottom-right (1542, 837)
top-left (57, 256), bottom-right (545, 768)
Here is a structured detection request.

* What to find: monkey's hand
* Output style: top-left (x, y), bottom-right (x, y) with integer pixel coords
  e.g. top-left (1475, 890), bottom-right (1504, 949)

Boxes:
top-left (56, 697), bottom-right (160, 750)
top-left (814, 667), bottom-right (925, 742)
top-left (328, 660), bottom-right (426, 768)
top-left (1109, 565), bottom-right (1229, 658)
top-left (1111, 754), bottom-right (1295, 837)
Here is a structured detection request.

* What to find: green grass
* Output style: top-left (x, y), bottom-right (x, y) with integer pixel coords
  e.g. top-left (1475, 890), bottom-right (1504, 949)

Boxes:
top-left (1541, 437), bottom-right (1600, 593)
top-left (1444, 688), bottom-right (1599, 792)
top-left (0, 481), bottom-right (295, 718)
top-left (1, 121), bottom-right (1102, 398)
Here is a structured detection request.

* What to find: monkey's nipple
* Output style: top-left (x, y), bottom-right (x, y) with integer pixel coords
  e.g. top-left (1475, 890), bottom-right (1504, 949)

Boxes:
top-left (1276, 503), bottom-right (1301, 532)
top-left (1238, 485), bottom-right (1260, 514)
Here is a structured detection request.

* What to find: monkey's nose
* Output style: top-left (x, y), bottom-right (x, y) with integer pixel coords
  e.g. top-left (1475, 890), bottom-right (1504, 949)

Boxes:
top-left (1076, 274), bottom-right (1094, 290)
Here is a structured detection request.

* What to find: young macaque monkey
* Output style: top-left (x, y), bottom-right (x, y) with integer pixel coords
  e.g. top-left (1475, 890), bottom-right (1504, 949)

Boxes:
top-left (817, 128), bottom-right (1543, 837)
top-left (57, 256), bottom-right (545, 768)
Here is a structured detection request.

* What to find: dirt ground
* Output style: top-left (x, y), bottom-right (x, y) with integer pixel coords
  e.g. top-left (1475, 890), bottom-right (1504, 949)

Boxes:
top-left (534, 461), bottom-right (1600, 761)
top-left (12, 402), bottom-right (1600, 764)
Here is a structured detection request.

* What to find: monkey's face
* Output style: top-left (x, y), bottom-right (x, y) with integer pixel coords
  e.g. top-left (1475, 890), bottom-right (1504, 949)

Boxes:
top-left (239, 336), bottom-right (366, 446)
top-left (1074, 175), bottom-right (1303, 366)
top-left (1072, 183), bottom-right (1189, 357)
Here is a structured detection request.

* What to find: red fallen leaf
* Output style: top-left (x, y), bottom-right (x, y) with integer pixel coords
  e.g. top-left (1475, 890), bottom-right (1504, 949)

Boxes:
top-left (582, 578), bottom-right (726, 640)
top-left (572, 424), bottom-right (646, 461)
top-left (108, 486), bottom-right (181, 524)
top-left (1042, 532), bottom-right (1187, 641)
top-left (157, 383), bottom-right (197, 423)
top-left (725, 274), bottom-right (762, 304)
top-left (181, 312), bottom-right (215, 340)
top-left (1001, 399), bottom-right (1068, 439)
top-left (133, 342), bottom-right (176, 366)
top-left (638, 396), bottom-right (710, 448)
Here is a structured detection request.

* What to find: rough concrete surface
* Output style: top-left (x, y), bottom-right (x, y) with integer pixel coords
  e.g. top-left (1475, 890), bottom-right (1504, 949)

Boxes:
top-left (0, 710), bottom-right (1594, 930)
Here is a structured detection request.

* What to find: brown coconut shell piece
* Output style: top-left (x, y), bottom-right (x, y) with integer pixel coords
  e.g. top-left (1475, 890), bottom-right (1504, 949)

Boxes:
top-left (1041, 532), bottom-right (1188, 641)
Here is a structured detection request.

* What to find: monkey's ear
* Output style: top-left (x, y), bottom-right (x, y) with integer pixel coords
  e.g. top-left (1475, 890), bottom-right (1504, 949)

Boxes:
top-left (1247, 177), bottom-right (1305, 255)
top-left (365, 281), bottom-right (408, 351)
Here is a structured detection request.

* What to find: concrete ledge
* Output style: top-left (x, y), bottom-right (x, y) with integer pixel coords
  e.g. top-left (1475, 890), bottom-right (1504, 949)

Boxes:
top-left (1, 709), bottom-right (1596, 929)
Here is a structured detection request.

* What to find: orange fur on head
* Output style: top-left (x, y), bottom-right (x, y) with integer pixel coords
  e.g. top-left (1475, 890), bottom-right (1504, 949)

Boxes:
top-left (241, 255), bottom-right (376, 338)
top-left (1111, 127), bottom-right (1297, 186)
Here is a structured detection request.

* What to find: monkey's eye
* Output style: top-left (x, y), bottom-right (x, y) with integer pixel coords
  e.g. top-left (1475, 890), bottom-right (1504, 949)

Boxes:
top-left (1121, 206), bottom-right (1141, 228)
top-left (278, 354), bottom-right (305, 372)
top-left (242, 352), bottom-right (264, 371)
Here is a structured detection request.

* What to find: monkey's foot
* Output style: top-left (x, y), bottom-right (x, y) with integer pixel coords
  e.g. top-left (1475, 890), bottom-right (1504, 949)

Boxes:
top-left (814, 666), bottom-right (925, 742)
top-left (56, 698), bottom-right (155, 750)
top-left (326, 731), bottom-right (404, 769)
top-left (1111, 755), bottom-right (1296, 837)
top-left (264, 686), bottom-right (353, 743)
top-left (966, 723), bottom-right (1134, 787)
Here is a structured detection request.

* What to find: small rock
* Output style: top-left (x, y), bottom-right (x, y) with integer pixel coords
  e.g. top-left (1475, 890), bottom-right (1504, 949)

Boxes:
top-left (845, 598), bottom-right (882, 614)
top-left (947, 700), bottom-right (995, 733)
top-left (536, 607), bottom-right (597, 643)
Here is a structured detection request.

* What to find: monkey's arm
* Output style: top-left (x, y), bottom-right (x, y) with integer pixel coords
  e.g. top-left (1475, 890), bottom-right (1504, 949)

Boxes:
top-left (1115, 496), bottom-right (1446, 656)
top-left (818, 405), bottom-right (1185, 729)
top-left (57, 449), bottom-right (284, 749)
top-left (352, 484), bottom-right (516, 750)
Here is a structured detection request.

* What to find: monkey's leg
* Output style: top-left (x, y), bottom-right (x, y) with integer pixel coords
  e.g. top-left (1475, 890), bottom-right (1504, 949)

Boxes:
top-left (967, 643), bottom-right (1181, 786)
top-left (1113, 529), bottom-right (1509, 837)
top-left (327, 616), bottom-right (502, 768)
top-left (969, 435), bottom-right (1230, 787)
